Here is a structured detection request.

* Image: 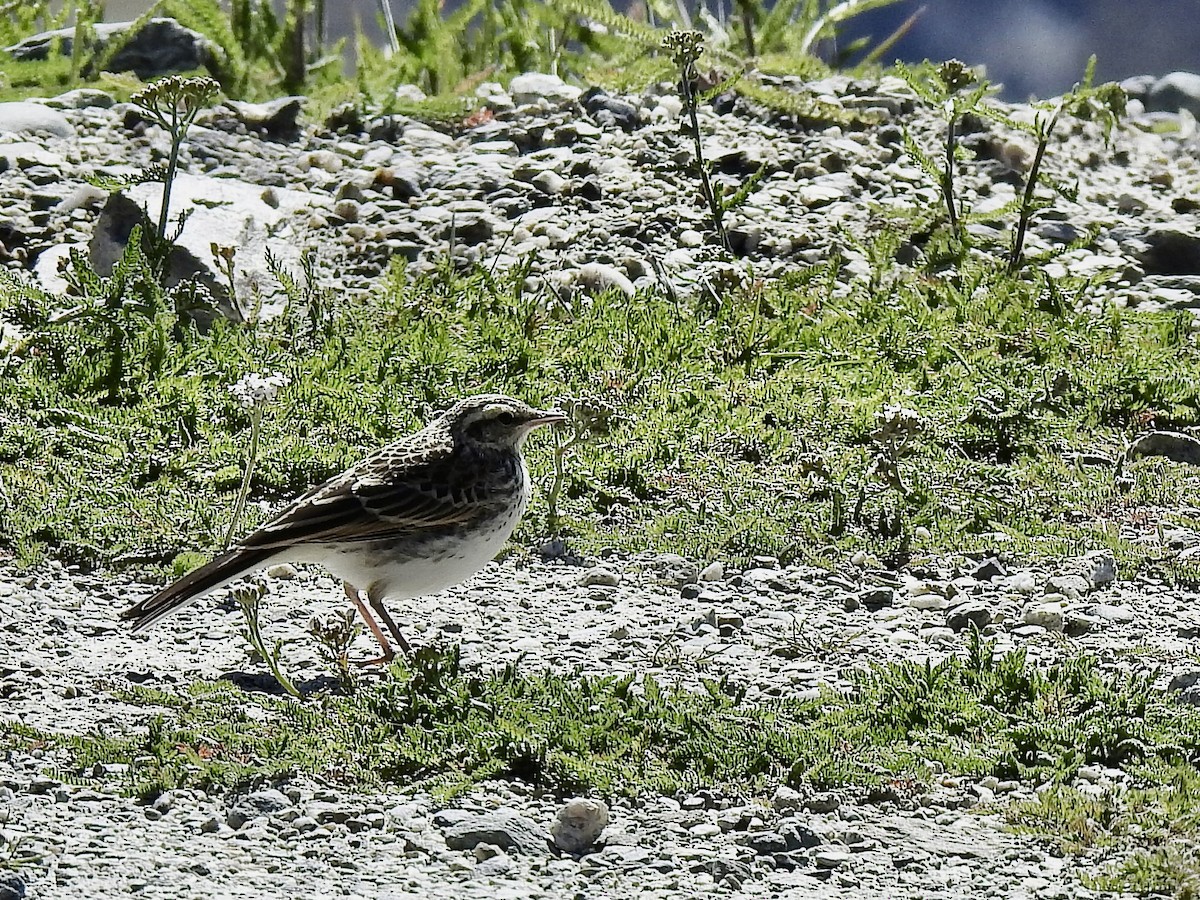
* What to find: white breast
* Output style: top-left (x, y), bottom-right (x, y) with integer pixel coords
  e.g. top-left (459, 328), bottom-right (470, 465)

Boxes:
top-left (304, 459), bottom-right (532, 601)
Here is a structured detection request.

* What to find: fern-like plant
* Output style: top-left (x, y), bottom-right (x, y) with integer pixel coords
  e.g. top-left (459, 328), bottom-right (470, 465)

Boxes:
top-left (1000, 56), bottom-right (1125, 273)
top-left (898, 59), bottom-right (990, 242)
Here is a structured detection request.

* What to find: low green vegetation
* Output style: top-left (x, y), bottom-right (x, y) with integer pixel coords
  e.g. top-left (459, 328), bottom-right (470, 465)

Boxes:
top-left (0, 0), bottom-right (904, 113)
top-left (7, 636), bottom-right (1200, 806)
top-left (4, 245), bottom-right (1200, 577)
top-left (898, 56), bottom-right (1125, 271)
top-left (1009, 766), bottom-right (1200, 895)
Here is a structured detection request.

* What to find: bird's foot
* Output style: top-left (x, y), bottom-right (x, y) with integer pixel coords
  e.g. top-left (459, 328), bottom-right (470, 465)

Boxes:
top-left (353, 652), bottom-right (396, 668)
top-left (345, 580), bottom-right (399, 662)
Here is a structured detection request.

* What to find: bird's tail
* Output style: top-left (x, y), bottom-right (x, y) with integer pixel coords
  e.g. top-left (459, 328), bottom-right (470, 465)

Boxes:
top-left (120, 547), bottom-right (277, 632)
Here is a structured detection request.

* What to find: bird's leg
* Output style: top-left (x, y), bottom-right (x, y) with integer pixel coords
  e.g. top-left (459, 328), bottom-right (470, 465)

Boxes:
top-left (367, 584), bottom-right (413, 658)
top-left (343, 581), bottom-right (395, 666)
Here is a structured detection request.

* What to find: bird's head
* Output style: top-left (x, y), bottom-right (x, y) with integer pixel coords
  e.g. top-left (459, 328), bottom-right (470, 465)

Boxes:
top-left (446, 394), bottom-right (566, 449)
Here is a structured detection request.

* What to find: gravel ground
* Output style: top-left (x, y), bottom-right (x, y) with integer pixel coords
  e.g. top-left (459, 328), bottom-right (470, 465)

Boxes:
top-left (5, 60), bottom-right (1200, 899)
top-left (3, 544), bottom-right (1199, 898)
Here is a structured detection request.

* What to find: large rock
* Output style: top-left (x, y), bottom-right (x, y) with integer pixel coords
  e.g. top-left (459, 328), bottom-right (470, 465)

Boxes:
top-left (89, 172), bottom-right (327, 322)
top-left (1147, 71), bottom-right (1200, 118)
top-left (441, 809), bottom-right (548, 855)
top-left (6, 17), bottom-right (211, 80)
top-left (1134, 228), bottom-right (1200, 275)
top-left (508, 72), bottom-right (582, 106)
top-left (0, 102), bottom-right (74, 139)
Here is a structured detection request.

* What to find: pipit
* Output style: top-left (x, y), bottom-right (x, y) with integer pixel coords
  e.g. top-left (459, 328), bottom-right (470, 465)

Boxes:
top-left (120, 394), bottom-right (565, 662)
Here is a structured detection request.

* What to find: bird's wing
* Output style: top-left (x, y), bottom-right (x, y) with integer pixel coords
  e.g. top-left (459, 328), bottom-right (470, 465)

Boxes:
top-left (238, 439), bottom-right (502, 550)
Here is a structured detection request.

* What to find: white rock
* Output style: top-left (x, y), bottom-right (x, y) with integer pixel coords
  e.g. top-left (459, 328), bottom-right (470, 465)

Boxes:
top-left (509, 72), bottom-right (582, 106)
top-left (577, 567), bottom-right (620, 588)
top-left (1090, 602), bottom-right (1135, 623)
top-left (393, 83), bottom-right (427, 103)
top-left (908, 593), bottom-right (948, 611)
top-left (1003, 571), bottom-right (1040, 594)
top-left (1022, 601), bottom-right (1065, 631)
top-left (90, 172), bottom-right (327, 322)
top-left (813, 845), bottom-right (851, 868)
top-left (550, 798), bottom-right (609, 853)
top-left (574, 262), bottom-right (635, 297)
top-left (1045, 574), bottom-right (1090, 600)
top-left (771, 785), bottom-right (803, 812)
top-left (655, 96), bottom-right (683, 118)
top-left (32, 243), bottom-right (72, 294)
top-left (0, 101), bottom-right (74, 138)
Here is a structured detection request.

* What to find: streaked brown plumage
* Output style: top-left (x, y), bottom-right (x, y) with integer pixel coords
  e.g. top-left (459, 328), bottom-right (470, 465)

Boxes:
top-left (120, 394), bottom-right (565, 660)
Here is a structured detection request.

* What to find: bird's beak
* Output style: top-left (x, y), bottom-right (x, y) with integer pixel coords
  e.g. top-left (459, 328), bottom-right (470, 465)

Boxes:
top-left (528, 409), bottom-right (568, 428)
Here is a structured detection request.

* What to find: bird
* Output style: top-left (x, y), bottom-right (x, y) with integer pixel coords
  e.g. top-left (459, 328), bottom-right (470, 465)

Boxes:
top-left (120, 394), bottom-right (566, 662)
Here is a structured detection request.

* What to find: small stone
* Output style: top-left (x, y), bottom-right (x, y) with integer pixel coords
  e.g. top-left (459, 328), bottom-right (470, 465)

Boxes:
top-left (226, 788), bottom-right (292, 830)
top-left (27, 776), bottom-right (58, 795)
top-left (813, 845), bottom-right (851, 868)
top-left (716, 612), bottom-right (744, 631)
top-left (532, 170), bottom-right (569, 195)
top-left (1022, 602), bottom-right (1065, 632)
top-left (199, 816), bottom-right (222, 834)
top-left (969, 784), bottom-right (996, 804)
top-left (857, 587), bottom-right (895, 610)
top-left (771, 785), bottom-right (803, 813)
top-left (1065, 613), bottom-right (1099, 637)
top-left (509, 72), bottom-right (582, 106)
top-left (971, 557), bottom-right (1006, 580)
top-left (575, 262), bottom-right (635, 297)
top-left (152, 792), bottom-right (175, 813)
top-left (699, 561), bottom-right (724, 582)
top-left (1076, 764), bottom-right (1105, 783)
top-left (1090, 602), bottom-right (1135, 623)
top-left (0, 870), bottom-right (24, 900)
top-left (473, 843), bottom-right (504, 862)
top-left (333, 198), bottom-right (360, 222)
top-left (804, 792), bottom-right (841, 813)
top-left (45, 88), bottom-right (115, 110)
top-left (550, 797), bottom-right (609, 853)
top-left (444, 810), bottom-right (547, 855)
top-left (1045, 574), bottom-right (1090, 600)
top-left (908, 592), bottom-right (948, 611)
top-left (647, 553), bottom-right (700, 587)
top-left (1004, 571), bottom-right (1040, 594)
top-left (946, 601), bottom-right (993, 632)
top-left (578, 567), bottom-right (620, 588)
top-left (0, 101), bottom-right (74, 138)
top-left (1085, 551), bottom-right (1117, 586)
top-left (267, 564), bottom-right (297, 580)
top-left (744, 831), bottom-right (788, 855)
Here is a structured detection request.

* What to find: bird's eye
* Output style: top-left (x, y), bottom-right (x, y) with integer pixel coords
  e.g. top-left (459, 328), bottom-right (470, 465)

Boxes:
top-left (496, 412), bottom-right (516, 426)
